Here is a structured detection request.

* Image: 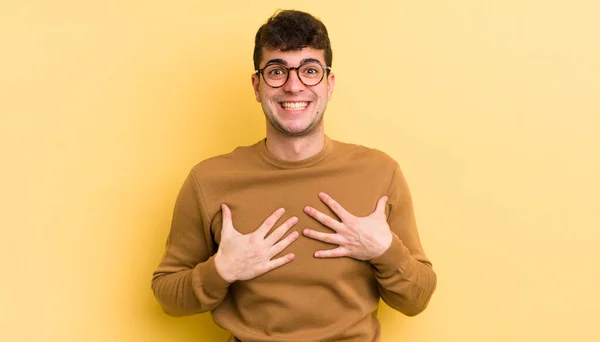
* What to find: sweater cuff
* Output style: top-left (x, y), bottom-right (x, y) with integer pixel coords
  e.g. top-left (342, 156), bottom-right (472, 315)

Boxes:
top-left (191, 256), bottom-right (231, 298)
top-left (370, 233), bottom-right (410, 277)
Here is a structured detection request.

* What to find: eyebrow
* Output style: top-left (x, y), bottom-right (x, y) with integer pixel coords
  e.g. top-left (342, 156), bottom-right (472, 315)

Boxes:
top-left (264, 58), bottom-right (323, 67)
top-left (264, 58), bottom-right (288, 66)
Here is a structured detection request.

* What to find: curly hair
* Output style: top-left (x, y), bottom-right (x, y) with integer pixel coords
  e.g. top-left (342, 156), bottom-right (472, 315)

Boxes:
top-left (253, 10), bottom-right (332, 70)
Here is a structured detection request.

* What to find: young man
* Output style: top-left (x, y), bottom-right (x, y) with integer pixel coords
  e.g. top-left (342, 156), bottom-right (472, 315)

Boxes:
top-left (152, 10), bottom-right (436, 342)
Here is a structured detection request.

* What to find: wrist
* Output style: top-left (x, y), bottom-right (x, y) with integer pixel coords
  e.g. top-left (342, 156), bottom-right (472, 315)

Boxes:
top-left (372, 231), bottom-right (393, 260)
top-left (214, 251), bottom-right (236, 283)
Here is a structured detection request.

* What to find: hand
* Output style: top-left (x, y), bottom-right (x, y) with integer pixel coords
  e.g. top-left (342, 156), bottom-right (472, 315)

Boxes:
top-left (303, 192), bottom-right (393, 260)
top-left (214, 204), bottom-right (299, 283)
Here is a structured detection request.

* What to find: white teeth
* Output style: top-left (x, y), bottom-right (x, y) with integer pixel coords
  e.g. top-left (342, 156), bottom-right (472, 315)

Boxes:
top-left (281, 102), bottom-right (308, 110)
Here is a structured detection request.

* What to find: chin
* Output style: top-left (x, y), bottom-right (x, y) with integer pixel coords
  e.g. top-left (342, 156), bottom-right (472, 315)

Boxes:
top-left (266, 112), bottom-right (323, 137)
top-left (279, 123), bottom-right (321, 137)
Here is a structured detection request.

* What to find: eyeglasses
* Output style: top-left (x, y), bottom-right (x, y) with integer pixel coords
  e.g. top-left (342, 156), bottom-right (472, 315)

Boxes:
top-left (255, 61), bottom-right (331, 88)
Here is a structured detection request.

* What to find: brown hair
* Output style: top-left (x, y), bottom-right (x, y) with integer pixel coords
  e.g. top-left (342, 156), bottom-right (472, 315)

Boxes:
top-left (253, 10), bottom-right (332, 70)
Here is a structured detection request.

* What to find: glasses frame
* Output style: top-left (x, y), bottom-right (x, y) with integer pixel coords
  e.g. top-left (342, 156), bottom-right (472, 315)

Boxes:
top-left (255, 62), bottom-right (332, 88)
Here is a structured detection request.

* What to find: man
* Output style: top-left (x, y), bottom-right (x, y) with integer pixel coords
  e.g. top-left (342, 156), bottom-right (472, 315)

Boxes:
top-left (152, 10), bottom-right (436, 342)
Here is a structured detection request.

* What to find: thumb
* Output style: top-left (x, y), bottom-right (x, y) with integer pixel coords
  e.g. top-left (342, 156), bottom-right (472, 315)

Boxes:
top-left (221, 204), bottom-right (234, 236)
top-left (374, 196), bottom-right (388, 216)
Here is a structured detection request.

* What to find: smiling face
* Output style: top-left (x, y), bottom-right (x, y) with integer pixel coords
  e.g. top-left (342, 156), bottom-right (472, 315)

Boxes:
top-left (252, 47), bottom-right (335, 138)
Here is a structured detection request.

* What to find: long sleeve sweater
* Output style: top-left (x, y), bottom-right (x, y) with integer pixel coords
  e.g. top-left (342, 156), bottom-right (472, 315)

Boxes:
top-left (152, 136), bottom-right (437, 342)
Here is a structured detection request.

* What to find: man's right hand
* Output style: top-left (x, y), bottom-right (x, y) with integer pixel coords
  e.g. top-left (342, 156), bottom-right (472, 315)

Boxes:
top-left (214, 204), bottom-right (299, 283)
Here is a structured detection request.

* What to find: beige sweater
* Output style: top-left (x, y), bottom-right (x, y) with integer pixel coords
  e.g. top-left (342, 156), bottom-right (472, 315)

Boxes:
top-left (152, 137), bottom-right (437, 342)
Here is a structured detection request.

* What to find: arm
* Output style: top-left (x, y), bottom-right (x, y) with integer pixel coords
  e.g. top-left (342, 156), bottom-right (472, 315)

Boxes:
top-left (369, 164), bottom-right (437, 316)
top-left (151, 171), bottom-right (300, 316)
top-left (302, 163), bottom-right (437, 316)
top-left (151, 171), bottom-right (231, 316)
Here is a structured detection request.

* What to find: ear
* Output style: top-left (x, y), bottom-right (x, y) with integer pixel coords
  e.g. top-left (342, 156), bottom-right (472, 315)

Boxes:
top-left (327, 72), bottom-right (335, 101)
top-left (251, 73), bottom-right (261, 102)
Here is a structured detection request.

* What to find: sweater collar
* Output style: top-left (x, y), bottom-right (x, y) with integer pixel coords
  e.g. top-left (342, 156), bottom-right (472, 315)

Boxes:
top-left (256, 135), bottom-right (333, 169)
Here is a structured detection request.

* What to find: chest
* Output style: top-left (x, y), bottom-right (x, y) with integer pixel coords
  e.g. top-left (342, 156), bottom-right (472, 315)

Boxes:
top-left (203, 166), bottom-right (390, 285)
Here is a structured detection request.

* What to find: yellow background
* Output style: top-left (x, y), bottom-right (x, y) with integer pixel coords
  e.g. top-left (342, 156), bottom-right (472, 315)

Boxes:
top-left (1, 0), bottom-right (599, 341)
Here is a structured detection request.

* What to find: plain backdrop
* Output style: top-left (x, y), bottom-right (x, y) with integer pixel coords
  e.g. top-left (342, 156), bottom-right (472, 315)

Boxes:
top-left (1, 1), bottom-right (599, 341)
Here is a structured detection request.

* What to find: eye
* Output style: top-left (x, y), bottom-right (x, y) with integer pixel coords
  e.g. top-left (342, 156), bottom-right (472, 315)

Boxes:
top-left (266, 65), bottom-right (287, 78)
top-left (300, 63), bottom-right (322, 77)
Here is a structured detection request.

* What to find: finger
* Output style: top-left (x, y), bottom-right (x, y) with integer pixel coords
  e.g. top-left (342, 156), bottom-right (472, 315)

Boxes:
top-left (374, 196), bottom-right (389, 216)
top-left (263, 253), bottom-right (295, 273)
top-left (314, 247), bottom-right (347, 258)
top-left (303, 206), bottom-right (344, 231)
top-left (268, 231), bottom-right (299, 258)
top-left (221, 204), bottom-right (233, 234)
top-left (302, 229), bottom-right (345, 245)
top-left (318, 192), bottom-right (353, 222)
top-left (265, 216), bottom-right (298, 245)
top-left (221, 204), bottom-right (242, 239)
top-left (256, 208), bottom-right (286, 237)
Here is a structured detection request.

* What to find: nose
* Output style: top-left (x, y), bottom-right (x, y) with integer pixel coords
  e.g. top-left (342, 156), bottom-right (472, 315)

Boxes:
top-left (282, 69), bottom-right (305, 93)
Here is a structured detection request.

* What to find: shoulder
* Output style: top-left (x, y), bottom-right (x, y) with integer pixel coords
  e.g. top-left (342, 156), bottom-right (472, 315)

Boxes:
top-left (330, 139), bottom-right (399, 169)
top-left (189, 141), bottom-right (262, 182)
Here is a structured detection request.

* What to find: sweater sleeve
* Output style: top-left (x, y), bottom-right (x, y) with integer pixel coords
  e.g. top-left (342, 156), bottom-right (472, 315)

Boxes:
top-left (369, 163), bottom-right (437, 316)
top-left (151, 171), bottom-right (231, 316)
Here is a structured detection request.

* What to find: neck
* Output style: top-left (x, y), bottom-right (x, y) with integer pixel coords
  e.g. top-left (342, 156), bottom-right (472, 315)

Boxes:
top-left (265, 128), bottom-right (325, 162)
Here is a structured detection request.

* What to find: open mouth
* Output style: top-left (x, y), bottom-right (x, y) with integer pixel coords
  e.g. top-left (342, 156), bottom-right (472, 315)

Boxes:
top-left (280, 101), bottom-right (310, 111)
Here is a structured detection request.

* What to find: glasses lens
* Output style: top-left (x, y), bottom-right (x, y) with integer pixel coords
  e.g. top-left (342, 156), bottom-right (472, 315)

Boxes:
top-left (263, 64), bottom-right (288, 87)
top-left (261, 62), bottom-right (326, 87)
top-left (298, 63), bottom-right (324, 86)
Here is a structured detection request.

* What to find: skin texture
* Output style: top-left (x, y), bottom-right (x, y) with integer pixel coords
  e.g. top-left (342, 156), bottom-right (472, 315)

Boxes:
top-left (214, 204), bottom-right (300, 283)
top-left (252, 47), bottom-right (334, 139)
top-left (214, 48), bottom-right (391, 282)
top-left (303, 192), bottom-right (393, 260)
top-left (252, 47), bottom-right (335, 162)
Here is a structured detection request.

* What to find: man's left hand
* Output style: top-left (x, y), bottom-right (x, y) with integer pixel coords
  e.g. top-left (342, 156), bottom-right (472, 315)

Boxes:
top-left (303, 192), bottom-right (393, 261)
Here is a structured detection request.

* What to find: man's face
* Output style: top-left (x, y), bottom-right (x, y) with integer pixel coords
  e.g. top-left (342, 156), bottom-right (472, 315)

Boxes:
top-left (252, 47), bottom-right (335, 137)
